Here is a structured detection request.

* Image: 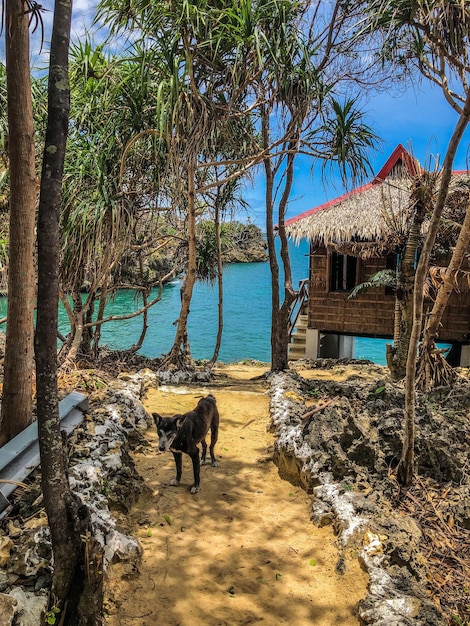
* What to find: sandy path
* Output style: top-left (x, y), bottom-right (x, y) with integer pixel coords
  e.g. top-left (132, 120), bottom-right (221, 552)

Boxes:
top-left (104, 375), bottom-right (368, 625)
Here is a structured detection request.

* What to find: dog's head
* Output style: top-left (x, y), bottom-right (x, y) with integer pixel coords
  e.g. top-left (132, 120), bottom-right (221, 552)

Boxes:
top-left (153, 413), bottom-right (184, 452)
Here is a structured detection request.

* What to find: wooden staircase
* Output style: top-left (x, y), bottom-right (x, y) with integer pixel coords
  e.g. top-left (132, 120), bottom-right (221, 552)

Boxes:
top-left (288, 279), bottom-right (309, 361)
top-left (288, 313), bottom-right (308, 360)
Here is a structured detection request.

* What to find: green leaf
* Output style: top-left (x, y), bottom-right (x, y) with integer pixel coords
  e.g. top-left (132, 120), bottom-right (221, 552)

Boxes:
top-left (309, 558), bottom-right (317, 566)
top-left (162, 514), bottom-right (172, 525)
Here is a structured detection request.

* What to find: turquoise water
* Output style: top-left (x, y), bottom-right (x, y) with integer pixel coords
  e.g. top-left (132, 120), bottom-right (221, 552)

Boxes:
top-left (0, 240), bottom-right (395, 364)
top-left (87, 239), bottom-right (316, 363)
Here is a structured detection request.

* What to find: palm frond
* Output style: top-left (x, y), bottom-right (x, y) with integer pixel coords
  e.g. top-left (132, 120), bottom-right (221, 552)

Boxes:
top-left (348, 269), bottom-right (397, 299)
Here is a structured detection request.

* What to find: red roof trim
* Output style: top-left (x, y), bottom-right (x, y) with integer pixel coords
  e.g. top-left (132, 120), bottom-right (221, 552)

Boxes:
top-left (372, 143), bottom-right (419, 182)
top-left (286, 146), bottom-right (469, 228)
top-left (286, 144), bottom-right (420, 227)
top-left (285, 182), bottom-right (374, 226)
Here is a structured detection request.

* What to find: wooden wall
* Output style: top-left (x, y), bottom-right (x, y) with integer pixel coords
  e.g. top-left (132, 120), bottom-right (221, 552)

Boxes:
top-left (308, 246), bottom-right (470, 343)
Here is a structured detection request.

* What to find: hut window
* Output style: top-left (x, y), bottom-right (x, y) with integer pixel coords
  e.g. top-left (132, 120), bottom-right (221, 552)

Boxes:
top-left (329, 252), bottom-right (357, 291)
top-left (385, 254), bottom-right (397, 296)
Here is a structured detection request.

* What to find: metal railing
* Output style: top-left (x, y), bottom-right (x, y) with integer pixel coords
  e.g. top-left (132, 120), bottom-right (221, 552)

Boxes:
top-left (0, 391), bottom-right (88, 517)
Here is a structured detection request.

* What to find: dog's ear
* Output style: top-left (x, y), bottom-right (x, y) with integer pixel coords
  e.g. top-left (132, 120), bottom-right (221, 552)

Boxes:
top-left (173, 414), bottom-right (185, 429)
top-left (152, 412), bottom-right (162, 426)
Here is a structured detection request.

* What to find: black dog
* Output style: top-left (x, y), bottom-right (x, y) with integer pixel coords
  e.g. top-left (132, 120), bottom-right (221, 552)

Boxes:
top-left (153, 394), bottom-right (219, 494)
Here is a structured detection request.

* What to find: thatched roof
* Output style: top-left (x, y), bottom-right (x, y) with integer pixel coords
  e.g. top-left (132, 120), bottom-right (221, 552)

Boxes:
top-left (286, 177), bottom-right (412, 247)
top-left (286, 144), bottom-right (470, 255)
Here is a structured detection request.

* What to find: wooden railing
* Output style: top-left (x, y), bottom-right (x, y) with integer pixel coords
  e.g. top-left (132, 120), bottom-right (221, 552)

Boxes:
top-left (288, 278), bottom-right (309, 337)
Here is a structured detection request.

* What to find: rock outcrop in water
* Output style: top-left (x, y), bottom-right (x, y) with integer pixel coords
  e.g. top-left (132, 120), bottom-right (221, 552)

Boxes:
top-left (117, 221), bottom-right (267, 286)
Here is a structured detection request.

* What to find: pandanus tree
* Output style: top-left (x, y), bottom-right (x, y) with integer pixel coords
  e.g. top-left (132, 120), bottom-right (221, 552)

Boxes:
top-left (99, 0), bottom-right (383, 371)
top-left (362, 0), bottom-right (470, 485)
top-left (98, 0), bottom-right (267, 369)
top-left (59, 43), bottom-right (137, 364)
top-left (254, 2), bottom-right (380, 371)
top-left (58, 43), bottom-right (178, 365)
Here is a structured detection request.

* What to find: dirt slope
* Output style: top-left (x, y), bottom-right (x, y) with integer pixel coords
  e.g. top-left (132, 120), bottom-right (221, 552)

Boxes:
top-left (104, 371), bottom-right (368, 626)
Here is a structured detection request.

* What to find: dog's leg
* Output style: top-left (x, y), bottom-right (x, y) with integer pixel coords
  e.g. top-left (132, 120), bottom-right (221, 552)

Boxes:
top-left (189, 447), bottom-right (201, 494)
top-left (200, 438), bottom-right (207, 465)
top-left (209, 422), bottom-right (219, 467)
top-left (170, 451), bottom-right (182, 486)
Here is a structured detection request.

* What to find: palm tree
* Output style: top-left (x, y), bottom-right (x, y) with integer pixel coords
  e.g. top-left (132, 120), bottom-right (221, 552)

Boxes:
top-left (261, 94), bottom-right (379, 371)
top-left (58, 43), bottom-right (175, 364)
top-left (97, 0), bottom-right (382, 374)
top-left (250, 0), bottom-right (382, 372)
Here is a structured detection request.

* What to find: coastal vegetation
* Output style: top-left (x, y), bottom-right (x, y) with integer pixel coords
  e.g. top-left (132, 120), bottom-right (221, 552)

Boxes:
top-left (0, 0), bottom-right (469, 624)
top-left (363, 0), bottom-right (470, 486)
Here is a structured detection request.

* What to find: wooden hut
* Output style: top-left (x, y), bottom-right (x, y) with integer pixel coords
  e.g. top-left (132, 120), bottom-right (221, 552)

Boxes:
top-left (285, 144), bottom-right (470, 365)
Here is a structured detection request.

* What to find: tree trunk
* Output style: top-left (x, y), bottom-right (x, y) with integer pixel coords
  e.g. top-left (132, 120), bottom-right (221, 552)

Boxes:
top-left (209, 203), bottom-right (224, 366)
top-left (0, 0), bottom-right (37, 445)
top-left (260, 105), bottom-right (285, 372)
top-left (388, 189), bottom-right (427, 380)
top-left (165, 158), bottom-right (197, 367)
top-left (92, 277), bottom-right (109, 357)
top-left (130, 267), bottom-right (150, 354)
top-left (396, 178), bottom-right (433, 486)
top-left (385, 297), bottom-right (402, 370)
top-left (274, 144), bottom-right (297, 372)
top-left (130, 298), bottom-right (150, 353)
top-left (132, 256), bottom-right (150, 352)
top-left (262, 163), bottom-right (280, 372)
top-left (35, 0), bottom-right (81, 611)
top-left (60, 298), bottom-right (85, 369)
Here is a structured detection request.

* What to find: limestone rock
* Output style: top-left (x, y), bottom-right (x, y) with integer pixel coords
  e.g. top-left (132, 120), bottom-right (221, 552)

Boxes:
top-left (0, 536), bottom-right (13, 568)
top-left (269, 370), bottom-right (453, 626)
top-left (8, 588), bottom-right (47, 626)
top-left (0, 592), bottom-right (17, 626)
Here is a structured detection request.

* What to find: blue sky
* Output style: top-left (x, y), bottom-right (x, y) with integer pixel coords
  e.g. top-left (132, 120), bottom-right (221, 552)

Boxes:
top-left (2, 2), bottom-right (469, 230)
top-left (243, 82), bottom-right (470, 227)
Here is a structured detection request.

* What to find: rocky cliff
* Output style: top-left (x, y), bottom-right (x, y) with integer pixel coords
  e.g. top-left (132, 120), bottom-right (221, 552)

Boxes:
top-left (116, 221), bottom-right (268, 287)
top-left (222, 223), bottom-right (268, 263)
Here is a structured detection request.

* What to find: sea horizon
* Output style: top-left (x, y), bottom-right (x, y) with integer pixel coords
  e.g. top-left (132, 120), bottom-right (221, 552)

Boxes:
top-left (0, 239), bottom-right (412, 366)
